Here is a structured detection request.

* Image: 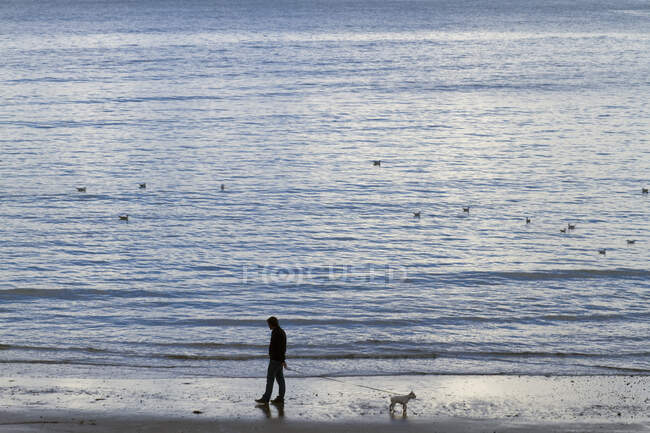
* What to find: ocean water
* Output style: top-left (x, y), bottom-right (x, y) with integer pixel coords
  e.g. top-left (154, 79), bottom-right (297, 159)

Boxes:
top-left (1, 0), bottom-right (649, 379)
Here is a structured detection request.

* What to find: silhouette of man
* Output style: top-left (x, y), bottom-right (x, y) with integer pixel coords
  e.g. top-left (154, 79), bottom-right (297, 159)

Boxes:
top-left (255, 316), bottom-right (287, 404)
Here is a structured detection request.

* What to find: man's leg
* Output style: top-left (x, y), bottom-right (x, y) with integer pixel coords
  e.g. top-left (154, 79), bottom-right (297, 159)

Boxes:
top-left (262, 360), bottom-right (281, 401)
top-left (276, 363), bottom-right (285, 399)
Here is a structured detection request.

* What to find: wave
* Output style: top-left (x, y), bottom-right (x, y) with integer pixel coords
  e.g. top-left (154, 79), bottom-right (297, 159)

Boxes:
top-left (424, 269), bottom-right (650, 285)
top-left (0, 359), bottom-right (177, 369)
top-left (114, 95), bottom-right (225, 104)
top-left (0, 343), bottom-right (118, 354)
top-left (89, 310), bottom-right (650, 327)
top-left (0, 120), bottom-right (130, 129)
top-left (157, 351), bottom-right (650, 362)
top-left (2, 357), bottom-right (648, 376)
top-left (148, 341), bottom-right (267, 349)
top-left (3, 336), bottom-right (649, 375)
top-left (0, 307), bottom-right (646, 326)
top-left (3, 358), bottom-right (650, 376)
top-left (161, 353), bottom-right (440, 361)
top-left (6, 76), bottom-right (88, 84)
top-left (0, 288), bottom-right (176, 300)
top-left (4, 341), bottom-right (649, 361)
top-left (442, 350), bottom-right (650, 359)
top-left (592, 365), bottom-right (650, 373)
top-left (2, 268), bottom-right (647, 302)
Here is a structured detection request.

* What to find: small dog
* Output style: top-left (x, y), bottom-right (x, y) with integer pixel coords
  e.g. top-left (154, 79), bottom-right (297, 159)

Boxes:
top-left (389, 391), bottom-right (416, 414)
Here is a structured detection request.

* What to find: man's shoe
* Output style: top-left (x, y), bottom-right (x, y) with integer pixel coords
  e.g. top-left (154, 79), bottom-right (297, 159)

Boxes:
top-left (255, 397), bottom-right (269, 404)
top-left (271, 396), bottom-right (284, 404)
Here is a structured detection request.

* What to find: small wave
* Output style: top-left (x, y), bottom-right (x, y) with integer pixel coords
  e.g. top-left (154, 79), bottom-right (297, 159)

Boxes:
top-left (118, 317), bottom-right (425, 327)
top-left (5, 341), bottom-right (649, 363)
top-left (0, 343), bottom-right (111, 354)
top-left (0, 359), bottom-right (177, 369)
top-left (427, 269), bottom-right (650, 285)
top-left (593, 365), bottom-right (650, 373)
top-left (3, 352), bottom-right (439, 363)
top-left (6, 76), bottom-right (87, 84)
top-left (113, 95), bottom-right (224, 104)
top-left (148, 341), bottom-right (267, 349)
top-left (441, 350), bottom-right (650, 359)
top-left (0, 120), bottom-right (129, 129)
top-left (423, 82), bottom-right (571, 92)
top-left (162, 354), bottom-right (265, 361)
top-left (159, 351), bottom-right (439, 361)
top-left (191, 265), bottom-right (231, 272)
top-left (538, 313), bottom-right (646, 322)
top-left (0, 288), bottom-right (176, 300)
top-left (153, 347), bottom-right (650, 362)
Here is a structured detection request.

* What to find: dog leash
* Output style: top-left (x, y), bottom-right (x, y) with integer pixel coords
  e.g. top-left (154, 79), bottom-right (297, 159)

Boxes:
top-left (285, 365), bottom-right (418, 396)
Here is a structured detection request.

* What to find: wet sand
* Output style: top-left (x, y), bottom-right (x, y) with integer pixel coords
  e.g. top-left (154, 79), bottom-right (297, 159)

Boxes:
top-left (1, 414), bottom-right (647, 433)
top-left (1, 375), bottom-right (648, 432)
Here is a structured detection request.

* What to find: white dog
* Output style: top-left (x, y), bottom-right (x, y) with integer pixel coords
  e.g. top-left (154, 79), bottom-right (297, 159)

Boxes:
top-left (389, 391), bottom-right (416, 414)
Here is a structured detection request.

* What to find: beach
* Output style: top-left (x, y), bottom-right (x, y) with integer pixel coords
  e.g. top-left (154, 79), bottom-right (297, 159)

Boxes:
top-left (1, 373), bottom-right (648, 432)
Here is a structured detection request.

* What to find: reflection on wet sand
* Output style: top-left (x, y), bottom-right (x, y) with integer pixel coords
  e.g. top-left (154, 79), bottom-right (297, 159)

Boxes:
top-left (256, 402), bottom-right (284, 419)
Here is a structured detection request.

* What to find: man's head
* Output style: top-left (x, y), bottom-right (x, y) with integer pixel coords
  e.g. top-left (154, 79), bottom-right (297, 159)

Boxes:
top-left (266, 316), bottom-right (279, 329)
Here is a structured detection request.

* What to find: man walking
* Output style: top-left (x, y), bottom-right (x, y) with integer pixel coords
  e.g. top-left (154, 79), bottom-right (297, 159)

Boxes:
top-left (255, 316), bottom-right (286, 405)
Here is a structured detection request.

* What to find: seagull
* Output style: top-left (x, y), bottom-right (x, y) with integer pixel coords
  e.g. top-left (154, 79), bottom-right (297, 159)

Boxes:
top-left (76, 187), bottom-right (86, 192)
top-left (119, 214), bottom-right (129, 221)
top-left (627, 240), bottom-right (636, 245)
top-left (220, 184), bottom-right (225, 191)
top-left (525, 217), bottom-right (531, 224)
top-left (413, 211), bottom-right (421, 218)
top-left (373, 160), bottom-right (381, 166)
top-left (568, 223), bottom-right (576, 230)
top-left (463, 206), bottom-right (470, 213)
top-left (139, 183), bottom-right (146, 189)
top-left (643, 188), bottom-right (649, 194)
top-left (598, 248), bottom-right (606, 255)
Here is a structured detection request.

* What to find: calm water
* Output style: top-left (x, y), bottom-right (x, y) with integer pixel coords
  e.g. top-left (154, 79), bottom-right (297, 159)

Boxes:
top-left (1, 0), bottom-right (649, 378)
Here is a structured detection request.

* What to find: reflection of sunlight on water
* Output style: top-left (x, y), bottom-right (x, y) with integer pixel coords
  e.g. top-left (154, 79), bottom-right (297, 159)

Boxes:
top-left (427, 375), bottom-right (650, 421)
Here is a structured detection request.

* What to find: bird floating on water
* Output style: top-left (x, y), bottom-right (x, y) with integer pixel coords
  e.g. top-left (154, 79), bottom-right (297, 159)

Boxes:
top-left (598, 248), bottom-right (606, 255)
top-left (560, 228), bottom-right (566, 233)
top-left (462, 206), bottom-right (470, 213)
top-left (76, 187), bottom-right (86, 192)
top-left (643, 188), bottom-right (649, 194)
top-left (525, 217), bottom-right (531, 224)
top-left (627, 240), bottom-right (636, 245)
top-left (119, 214), bottom-right (129, 221)
top-left (139, 183), bottom-right (146, 189)
top-left (413, 211), bottom-right (421, 218)
top-left (567, 223), bottom-right (576, 230)
top-left (221, 184), bottom-right (225, 191)
top-left (373, 160), bottom-right (381, 166)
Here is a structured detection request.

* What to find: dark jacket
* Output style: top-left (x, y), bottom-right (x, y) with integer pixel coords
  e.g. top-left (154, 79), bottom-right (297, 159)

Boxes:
top-left (269, 327), bottom-right (286, 362)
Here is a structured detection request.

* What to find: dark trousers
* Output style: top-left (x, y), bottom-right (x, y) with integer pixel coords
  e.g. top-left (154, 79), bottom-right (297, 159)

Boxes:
top-left (262, 359), bottom-right (285, 400)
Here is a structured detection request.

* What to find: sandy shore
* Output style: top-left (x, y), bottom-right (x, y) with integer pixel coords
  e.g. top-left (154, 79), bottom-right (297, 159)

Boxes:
top-left (1, 374), bottom-right (648, 432)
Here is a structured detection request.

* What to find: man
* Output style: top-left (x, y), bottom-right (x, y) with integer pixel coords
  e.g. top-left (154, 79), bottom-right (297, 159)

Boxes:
top-left (255, 316), bottom-right (287, 405)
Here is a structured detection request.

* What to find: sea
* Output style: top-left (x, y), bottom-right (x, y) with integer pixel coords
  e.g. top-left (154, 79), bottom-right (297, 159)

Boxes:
top-left (1, 0), bottom-right (649, 379)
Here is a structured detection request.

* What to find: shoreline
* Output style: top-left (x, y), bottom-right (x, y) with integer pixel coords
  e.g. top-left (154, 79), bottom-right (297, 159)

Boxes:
top-left (3, 358), bottom-right (649, 380)
top-left (1, 374), bottom-right (648, 432)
